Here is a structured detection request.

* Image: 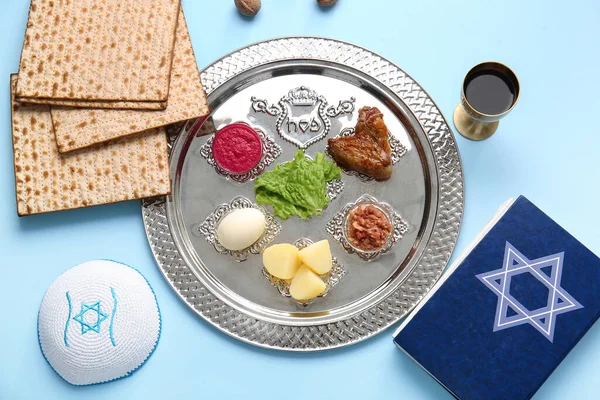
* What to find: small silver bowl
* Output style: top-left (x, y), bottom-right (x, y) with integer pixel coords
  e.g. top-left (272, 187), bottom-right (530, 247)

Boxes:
top-left (343, 200), bottom-right (394, 256)
top-left (326, 194), bottom-right (409, 261)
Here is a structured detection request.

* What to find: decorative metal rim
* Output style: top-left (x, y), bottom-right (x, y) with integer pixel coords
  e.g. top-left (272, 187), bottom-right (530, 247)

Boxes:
top-left (142, 36), bottom-right (464, 351)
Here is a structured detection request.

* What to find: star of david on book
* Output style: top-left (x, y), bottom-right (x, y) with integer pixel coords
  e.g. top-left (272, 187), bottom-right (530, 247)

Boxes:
top-left (476, 242), bottom-right (583, 342)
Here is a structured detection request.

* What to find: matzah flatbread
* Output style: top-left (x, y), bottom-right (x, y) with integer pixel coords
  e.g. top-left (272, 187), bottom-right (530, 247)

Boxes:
top-left (15, 0), bottom-right (180, 107)
top-left (17, 97), bottom-right (167, 110)
top-left (10, 75), bottom-right (170, 216)
top-left (52, 9), bottom-right (209, 153)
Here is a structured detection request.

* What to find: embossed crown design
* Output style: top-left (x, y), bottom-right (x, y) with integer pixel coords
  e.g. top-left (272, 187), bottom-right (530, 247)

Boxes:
top-left (251, 85), bottom-right (355, 149)
top-left (286, 86), bottom-right (319, 106)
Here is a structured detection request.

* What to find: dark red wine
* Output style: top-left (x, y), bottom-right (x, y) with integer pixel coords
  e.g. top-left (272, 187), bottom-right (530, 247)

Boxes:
top-left (465, 69), bottom-right (516, 115)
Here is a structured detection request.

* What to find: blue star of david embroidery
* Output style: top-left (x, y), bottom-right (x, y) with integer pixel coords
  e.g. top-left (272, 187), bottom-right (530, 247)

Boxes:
top-left (73, 301), bottom-right (109, 334)
top-left (476, 242), bottom-right (583, 342)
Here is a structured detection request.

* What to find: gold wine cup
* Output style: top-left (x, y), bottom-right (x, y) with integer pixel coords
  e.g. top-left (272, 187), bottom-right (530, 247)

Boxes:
top-left (453, 61), bottom-right (520, 141)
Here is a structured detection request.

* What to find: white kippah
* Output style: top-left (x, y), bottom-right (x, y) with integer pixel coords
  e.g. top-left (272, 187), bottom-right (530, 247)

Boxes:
top-left (38, 260), bottom-right (161, 385)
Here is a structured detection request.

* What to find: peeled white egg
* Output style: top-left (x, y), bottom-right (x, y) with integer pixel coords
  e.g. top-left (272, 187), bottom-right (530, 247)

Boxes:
top-left (216, 208), bottom-right (266, 251)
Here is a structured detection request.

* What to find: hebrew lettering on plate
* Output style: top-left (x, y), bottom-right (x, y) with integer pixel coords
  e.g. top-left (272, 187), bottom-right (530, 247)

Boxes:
top-left (251, 86), bottom-right (355, 149)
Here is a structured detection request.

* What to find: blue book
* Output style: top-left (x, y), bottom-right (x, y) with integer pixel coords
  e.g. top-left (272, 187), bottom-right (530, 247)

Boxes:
top-left (393, 196), bottom-right (600, 400)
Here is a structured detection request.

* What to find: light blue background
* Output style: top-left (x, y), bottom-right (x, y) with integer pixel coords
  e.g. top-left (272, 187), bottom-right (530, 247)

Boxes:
top-left (1, 0), bottom-right (599, 399)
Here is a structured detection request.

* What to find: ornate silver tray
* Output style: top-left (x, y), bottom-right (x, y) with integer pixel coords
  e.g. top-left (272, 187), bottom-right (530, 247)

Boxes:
top-left (142, 37), bottom-right (464, 351)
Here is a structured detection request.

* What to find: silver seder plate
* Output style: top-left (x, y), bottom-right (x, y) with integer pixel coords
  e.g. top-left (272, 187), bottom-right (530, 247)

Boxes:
top-left (142, 37), bottom-right (464, 351)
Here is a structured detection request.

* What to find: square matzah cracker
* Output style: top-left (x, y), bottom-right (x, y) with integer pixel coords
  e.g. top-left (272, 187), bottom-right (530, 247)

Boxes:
top-left (16, 0), bottom-right (180, 106)
top-left (52, 9), bottom-right (209, 153)
top-left (10, 75), bottom-right (170, 216)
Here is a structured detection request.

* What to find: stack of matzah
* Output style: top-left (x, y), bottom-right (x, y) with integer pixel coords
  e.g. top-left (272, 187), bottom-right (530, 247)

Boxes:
top-left (11, 0), bottom-right (209, 216)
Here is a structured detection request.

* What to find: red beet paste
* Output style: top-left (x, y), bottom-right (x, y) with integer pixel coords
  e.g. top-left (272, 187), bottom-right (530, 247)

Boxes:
top-left (212, 124), bottom-right (263, 173)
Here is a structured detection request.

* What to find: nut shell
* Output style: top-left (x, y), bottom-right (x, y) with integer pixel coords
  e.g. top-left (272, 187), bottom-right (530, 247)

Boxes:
top-left (317, 0), bottom-right (338, 6)
top-left (235, 0), bottom-right (261, 16)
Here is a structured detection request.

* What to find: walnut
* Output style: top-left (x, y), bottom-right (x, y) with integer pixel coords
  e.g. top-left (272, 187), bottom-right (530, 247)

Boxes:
top-left (317, 0), bottom-right (338, 6)
top-left (235, 0), bottom-right (261, 17)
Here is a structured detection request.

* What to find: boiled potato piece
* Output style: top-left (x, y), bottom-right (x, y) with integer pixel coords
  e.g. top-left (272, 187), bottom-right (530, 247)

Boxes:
top-left (263, 244), bottom-right (301, 280)
top-left (289, 265), bottom-right (326, 302)
top-left (298, 240), bottom-right (333, 275)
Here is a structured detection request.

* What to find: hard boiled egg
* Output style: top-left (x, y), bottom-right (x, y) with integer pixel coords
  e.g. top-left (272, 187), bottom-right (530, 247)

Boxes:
top-left (217, 208), bottom-right (266, 251)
